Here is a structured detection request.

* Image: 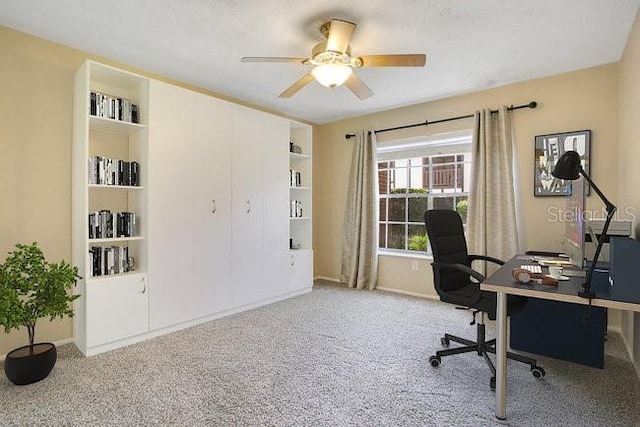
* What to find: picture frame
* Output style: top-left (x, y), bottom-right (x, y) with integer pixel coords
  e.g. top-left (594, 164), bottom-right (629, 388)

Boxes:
top-left (534, 130), bottom-right (591, 197)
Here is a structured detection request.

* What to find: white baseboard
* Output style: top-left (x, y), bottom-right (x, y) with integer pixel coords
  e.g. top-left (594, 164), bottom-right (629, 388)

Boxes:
top-left (376, 286), bottom-right (439, 301)
top-left (313, 276), bottom-right (439, 301)
top-left (618, 327), bottom-right (640, 378)
top-left (0, 337), bottom-right (74, 362)
top-left (313, 275), bottom-right (341, 283)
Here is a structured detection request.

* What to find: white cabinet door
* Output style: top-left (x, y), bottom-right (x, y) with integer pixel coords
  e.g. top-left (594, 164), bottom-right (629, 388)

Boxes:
top-left (147, 80), bottom-right (195, 330)
top-left (86, 274), bottom-right (149, 348)
top-left (193, 93), bottom-right (233, 315)
top-left (290, 250), bottom-right (313, 292)
top-left (232, 106), bottom-right (266, 307)
top-left (261, 114), bottom-right (290, 299)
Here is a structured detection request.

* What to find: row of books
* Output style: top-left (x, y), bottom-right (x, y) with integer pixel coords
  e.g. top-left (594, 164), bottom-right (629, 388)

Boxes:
top-left (88, 246), bottom-right (134, 278)
top-left (88, 156), bottom-right (140, 186)
top-left (90, 91), bottom-right (139, 123)
top-left (290, 200), bottom-right (303, 218)
top-left (289, 169), bottom-right (302, 187)
top-left (89, 211), bottom-right (138, 239)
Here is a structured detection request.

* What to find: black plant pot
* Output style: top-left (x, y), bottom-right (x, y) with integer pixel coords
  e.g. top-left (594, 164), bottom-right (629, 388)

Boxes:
top-left (4, 343), bottom-right (57, 385)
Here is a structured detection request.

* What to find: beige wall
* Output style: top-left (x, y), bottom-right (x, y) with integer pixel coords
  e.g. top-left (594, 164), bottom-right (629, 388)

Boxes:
top-left (618, 9), bottom-right (640, 372)
top-left (314, 64), bottom-right (619, 298)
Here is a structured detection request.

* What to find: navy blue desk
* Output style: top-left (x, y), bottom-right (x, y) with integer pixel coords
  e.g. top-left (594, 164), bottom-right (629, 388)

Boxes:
top-left (510, 269), bottom-right (609, 368)
top-left (481, 254), bottom-right (640, 420)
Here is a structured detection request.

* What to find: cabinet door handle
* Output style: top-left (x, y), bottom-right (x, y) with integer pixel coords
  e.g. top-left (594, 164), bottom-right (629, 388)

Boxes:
top-left (246, 200), bottom-right (251, 213)
top-left (212, 199), bottom-right (216, 214)
top-left (141, 278), bottom-right (147, 294)
top-left (290, 255), bottom-right (295, 266)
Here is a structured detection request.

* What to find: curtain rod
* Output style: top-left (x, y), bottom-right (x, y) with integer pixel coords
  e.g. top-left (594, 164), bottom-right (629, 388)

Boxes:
top-left (344, 101), bottom-right (537, 139)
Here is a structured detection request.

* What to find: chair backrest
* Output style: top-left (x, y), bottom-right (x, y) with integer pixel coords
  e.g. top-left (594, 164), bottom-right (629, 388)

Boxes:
top-left (424, 209), bottom-right (472, 294)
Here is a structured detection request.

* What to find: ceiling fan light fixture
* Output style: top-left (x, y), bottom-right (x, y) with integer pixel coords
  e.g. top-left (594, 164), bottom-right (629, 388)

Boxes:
top-left (311, 64), bottom-right (352, 88)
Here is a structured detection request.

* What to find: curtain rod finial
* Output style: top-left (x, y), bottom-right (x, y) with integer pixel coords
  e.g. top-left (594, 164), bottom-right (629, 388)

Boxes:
top-left (528, 101), bottom-right (537, 109)
top-left (345, 133), bottom-right (356, 139)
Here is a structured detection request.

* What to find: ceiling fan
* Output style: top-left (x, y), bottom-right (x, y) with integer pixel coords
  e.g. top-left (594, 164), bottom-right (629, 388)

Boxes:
top-left (241, 19), bottom-right (426, 100)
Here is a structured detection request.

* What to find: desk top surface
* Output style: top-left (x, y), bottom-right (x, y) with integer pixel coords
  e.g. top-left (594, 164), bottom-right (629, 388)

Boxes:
top-left (481, 255), bottom-right (640, 312)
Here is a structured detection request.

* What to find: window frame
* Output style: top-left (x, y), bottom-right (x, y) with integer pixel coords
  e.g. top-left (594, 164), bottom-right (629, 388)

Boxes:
top-left (377, 132), bottom-right (472, 256)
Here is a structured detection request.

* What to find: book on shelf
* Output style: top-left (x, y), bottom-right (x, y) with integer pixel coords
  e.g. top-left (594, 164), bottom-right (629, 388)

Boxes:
top-left (88, 245), bottom-right (133, 278)
top-left (289, 169), bottom-right (302, 187)
top-left (290, 200), bottom-right (303, 218)
top-left (89, 91), bottom-right (139, 124)
top-left (89, 211), bottom-right (138, 239)
top-left (88, 156), bottom-right (140, 186)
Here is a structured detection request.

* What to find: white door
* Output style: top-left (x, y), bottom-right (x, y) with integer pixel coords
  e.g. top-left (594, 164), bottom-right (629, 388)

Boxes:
top-left (86, 274), bottom-right (149, 348)
top-left (232, 106), bottom-right (265, 307)
top-left (147, 80), bottom-right (195, 330)
top-left (290, 250), bottom-right (313, 292)
top-left (261, 114), bottom-right (290, 299)
top-left (193, 93), bottom-right (234, 315)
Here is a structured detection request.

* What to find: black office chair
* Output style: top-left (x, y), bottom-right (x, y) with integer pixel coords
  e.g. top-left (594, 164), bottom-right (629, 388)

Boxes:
top-left (424, 209), bottom-right (545, 389)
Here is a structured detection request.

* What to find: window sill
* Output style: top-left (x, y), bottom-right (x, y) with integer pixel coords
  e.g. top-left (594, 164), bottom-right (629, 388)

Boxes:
top-left (378, 249), bottom-right (433, 261)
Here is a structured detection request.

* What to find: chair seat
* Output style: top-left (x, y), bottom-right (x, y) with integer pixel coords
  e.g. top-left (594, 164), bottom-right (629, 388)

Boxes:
top-left (439, 282), bottom-right (528, 320)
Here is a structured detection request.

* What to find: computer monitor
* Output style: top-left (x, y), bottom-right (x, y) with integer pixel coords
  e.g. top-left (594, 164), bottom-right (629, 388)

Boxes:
top-left (565, 177), bottom-right (586, 268)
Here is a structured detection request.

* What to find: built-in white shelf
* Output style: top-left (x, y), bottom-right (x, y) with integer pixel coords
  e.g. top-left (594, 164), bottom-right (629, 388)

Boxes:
top-left (290, 152), bottom-right (311, 160)
top-left (88, 236), bottom-right (144, 244)
top-left (86, 271), bottom-right (146, 283)
top-left (88, 184), bottom-right (145, 190)
top-left (90, 115), bottom-right (146, 135)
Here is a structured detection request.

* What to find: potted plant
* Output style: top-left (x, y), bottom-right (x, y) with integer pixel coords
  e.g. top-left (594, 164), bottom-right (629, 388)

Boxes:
top-left (0, 242), bottom-right (80, 385)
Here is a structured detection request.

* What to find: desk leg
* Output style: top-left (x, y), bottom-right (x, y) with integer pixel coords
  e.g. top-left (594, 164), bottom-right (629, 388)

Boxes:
top-left (495, 291), bottom-right (507, 420)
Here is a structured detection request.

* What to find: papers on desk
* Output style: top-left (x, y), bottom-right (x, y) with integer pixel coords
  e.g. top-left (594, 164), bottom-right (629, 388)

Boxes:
top-left (534, 256), bottom-right (572, 267)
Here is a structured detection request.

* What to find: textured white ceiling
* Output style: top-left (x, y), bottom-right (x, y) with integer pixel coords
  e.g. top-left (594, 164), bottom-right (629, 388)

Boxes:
top-left (1, 0), bottom-right (639, 124)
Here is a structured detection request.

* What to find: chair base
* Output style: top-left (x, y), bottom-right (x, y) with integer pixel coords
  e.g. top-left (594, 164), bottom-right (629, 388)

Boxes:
top-left (428, 323), bottom-right (545, 389)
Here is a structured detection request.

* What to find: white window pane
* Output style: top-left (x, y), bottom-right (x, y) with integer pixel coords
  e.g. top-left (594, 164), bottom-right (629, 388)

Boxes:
top-left (388, 197), bottom-right (406, 222)
top-left (409, 166), bottom-right (428, 191)
top-left (388, 224), bottom-right (406, 250)
top-left (390, 167), bottom-right (408, 192)
top-left (376, 133), bottom-right (472, 255)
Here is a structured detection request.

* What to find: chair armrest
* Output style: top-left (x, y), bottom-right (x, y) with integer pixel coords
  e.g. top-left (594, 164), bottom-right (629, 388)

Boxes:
top-left (469, 254), bottom-right (505, 266)
top-left (431, 262), bottom-right (486, 282)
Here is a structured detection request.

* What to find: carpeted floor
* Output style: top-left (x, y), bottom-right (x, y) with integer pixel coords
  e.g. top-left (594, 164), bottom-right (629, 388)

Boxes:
top-left (1, 282), bottom-right (639, 426)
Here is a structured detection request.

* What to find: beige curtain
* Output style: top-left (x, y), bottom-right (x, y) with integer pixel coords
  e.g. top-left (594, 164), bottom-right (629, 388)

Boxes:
top-left (341, 131), bottom-right (379, 290)
top-left (467, 106), bottom-right (520, 265)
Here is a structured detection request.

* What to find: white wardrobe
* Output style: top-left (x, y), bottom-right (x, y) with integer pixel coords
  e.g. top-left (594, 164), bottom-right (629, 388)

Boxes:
top-left (73, 61), bottom-right (312, 355)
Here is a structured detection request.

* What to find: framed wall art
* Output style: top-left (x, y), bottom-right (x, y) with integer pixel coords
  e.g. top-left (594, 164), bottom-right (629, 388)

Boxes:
top-left (534, 130), bottom-right (591, 197)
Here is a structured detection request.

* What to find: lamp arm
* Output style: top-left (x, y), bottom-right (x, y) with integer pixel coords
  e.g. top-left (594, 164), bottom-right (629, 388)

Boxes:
top-left (577, 166), bottom-right (617, 299)
top-left (578, 167), bottom-right (616, 214)
top-left (581, 207), bottom-right (616, 298)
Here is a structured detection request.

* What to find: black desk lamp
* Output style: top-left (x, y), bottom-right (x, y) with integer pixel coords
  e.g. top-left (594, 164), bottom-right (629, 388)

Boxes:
top-left (552, 150), bottom-right (616, 299)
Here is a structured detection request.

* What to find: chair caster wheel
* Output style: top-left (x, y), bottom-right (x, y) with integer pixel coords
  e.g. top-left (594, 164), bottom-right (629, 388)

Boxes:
top-left (440, 337), bottom-right (450, 347)
top-left (531, 366), bottom-right (546, 379)
top-left (490, 376), bottom-right (496, 390)
top-left (429, 355), bottom-right (441, 368)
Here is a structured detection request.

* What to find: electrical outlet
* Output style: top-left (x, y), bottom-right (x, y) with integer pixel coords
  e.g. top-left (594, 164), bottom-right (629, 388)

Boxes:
top-left (411, 260), bottom-right (419, 271)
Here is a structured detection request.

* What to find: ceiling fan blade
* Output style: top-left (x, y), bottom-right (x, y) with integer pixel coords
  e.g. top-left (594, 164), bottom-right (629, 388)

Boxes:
top-left (326, 19), bottom-right (356, 54)
top-left (357, 54), bottom-right (426, 67)
top-left (241, 57), bottom-right (307, 63)
top-left (344, 73), bottom-right (374, 100)
top-left (279, 73), bottom-right (315, 98)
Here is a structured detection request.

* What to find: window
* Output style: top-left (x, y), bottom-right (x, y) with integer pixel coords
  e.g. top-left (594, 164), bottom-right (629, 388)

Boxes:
top-left (377, 132), bottom-right (472, 255)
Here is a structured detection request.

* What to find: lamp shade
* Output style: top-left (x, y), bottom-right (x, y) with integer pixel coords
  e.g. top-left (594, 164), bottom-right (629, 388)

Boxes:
top-left (552, 150), bottom-right (582, 180)
top-left (311, 64), bottom-right (352, 88)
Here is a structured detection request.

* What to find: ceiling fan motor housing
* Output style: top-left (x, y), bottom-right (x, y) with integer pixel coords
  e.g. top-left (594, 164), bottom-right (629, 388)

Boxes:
top-left (311, 42), bottom-right (352, 65)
